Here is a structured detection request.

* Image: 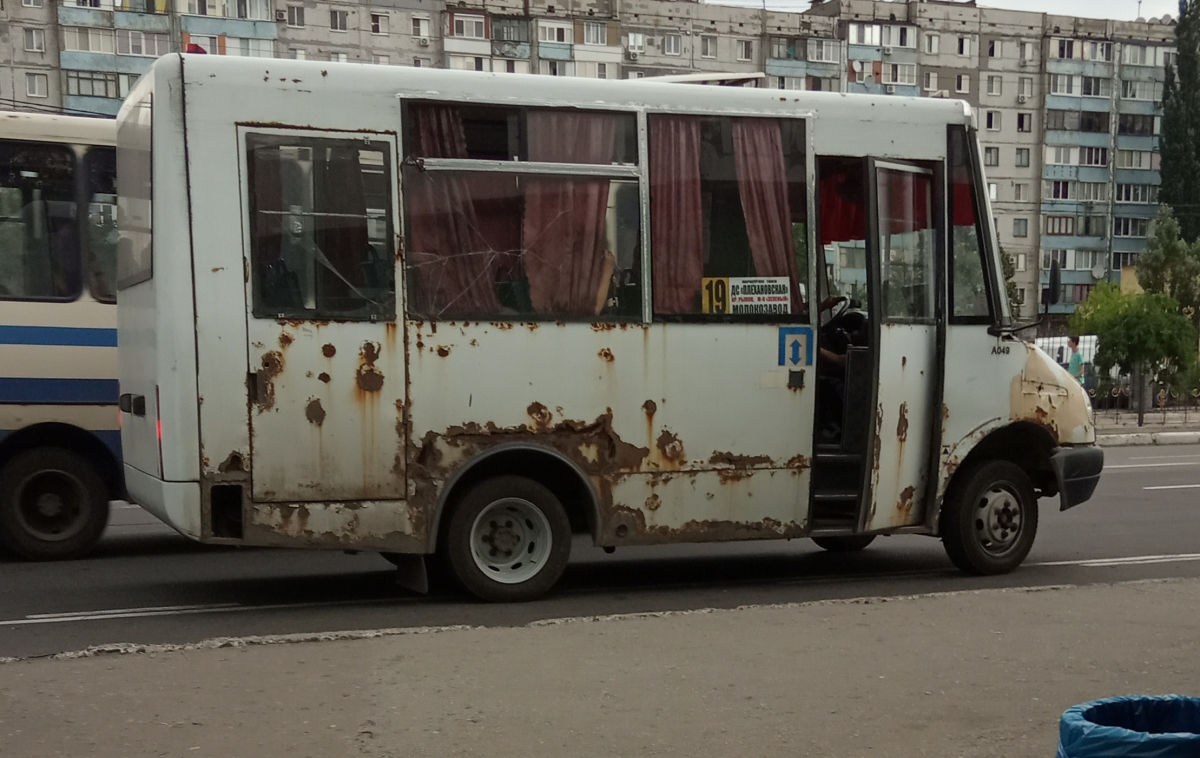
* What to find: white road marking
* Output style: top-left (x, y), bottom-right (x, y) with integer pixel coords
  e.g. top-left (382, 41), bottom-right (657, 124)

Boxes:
top-left (6, 553), bottom-right (1200, 627)
top-left (1143, 484), bottom-right (1200, 491)
top-left (1106, 462), bottom-right (1200, 469)
top-left (1130, 454), bottom-right (1200, 460)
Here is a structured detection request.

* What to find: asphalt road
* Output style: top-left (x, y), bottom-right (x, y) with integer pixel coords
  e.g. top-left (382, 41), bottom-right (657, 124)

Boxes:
top-left (2, 443), bottom-right (1198, 659)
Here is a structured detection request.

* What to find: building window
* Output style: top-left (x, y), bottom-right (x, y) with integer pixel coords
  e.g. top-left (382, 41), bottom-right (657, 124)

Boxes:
top-left (986, 110), bottom-right (1001, 130)
top-left (955, 74), bottom-right (970, 93)
top-left (1123, 44), bottom-right (1148, 65)
top-left (493, 18), bottom-right (529, 42)
top-left (1015, 288), bottom-right (1026, 305)
top-left (1055, 38), bottom-right (1075, 59)
top-left (984, 146), bottom-right (999, 166)
top-left (117, 30), bottom-right (170, 56)
top-left (454, 14), bottom-right (485, 39)
top-left (700, 35), bottom-right (717, 58)
top-left (988, 182), bottom-right (998, 201)
top-left (923, 71), bottom-right (937, 91)
top-left (957, 36), bottom-right (970, 56)
top-left (540, 59), bottom-right (570, 76)
top-left (1019, 41), bottom-right (1034, 60)
top-left (373, 54), bottom-right (389, 65)
top-left (584, 21), bottom-right (606, 46)
top-left (1014, 183), bottom-right (1028, 201)
top-left (538, 22), bottom-right (570, 43)
top-left (664, 33), bottom-right (681, 56)
top-left (1019, 77), bottom-right (1033, 97)
top-left (330, 52), bottom-right (348, 62)
top-left (988, 39), bottom-right (1001, 58)
top-left (882, 63), bottom-right (916, 85)
top-left (1045, 216), bottom-right (1074, 235)
top-left (411, 16), bottom-right (430, 37)
top-left (1121, 80), bottom-right (1159, 100)
top-left (1117, 149), bottom-right (1152, 169)
top-left (1116, 184), bottom-right (1158, 203)
top-left (1081, 76), bottom-right (1110, 97)
top-left (413, 57), bottom-right (431, 67)
top-left (1043, 249), bottom-right (1069, 268)
top-left (777, 76), bottom-right (803, 90)
top-left (62, 27), bottom-right (116, 54)
top-left (23, 0), bottom-right (44, 6)
top-left (924, 33), bottom-right (938, 54)
top-left (1015, 148), bottom-right (1030, 167)
top-left (626, 32), bottom-right (645, 53)
top-left (1080, 111), bottom-right (1109, 133)
top-left (370, 13), bottom-right (388, 35)
top-left (1079, 215), bottom-right (1107, 236)
top-left (1047, 180), bottom-right (1074, 200)
top-left (849, 23), bottom-right (881, 46)
top-left (286, 5), bottom-right (304, 26)
top-left (737, 39), bottom-right (753, 61)
top-left (1085, 41), bottom-right (1112, 61)
top-left (1015, 253), bottom-right (1027, 271)
top-left (1017, 112), bottom-right (1032, 132)
top-left (1013, 218), bottom-right (1028, 238)
top-left (1050, 74), bottom-right (1075, 95)
top-left (881, 25), bottom-right (912, 48)
top-left (24, 29), bottom-right (45, 53)
top-left (1119, 113), bottom-right (1157, 137)
top-left (329, 10), bottom-right (348, 31)
top-left (25, 73), bottom-right (48, 98)
top-left (1113, 217), bottom-right (1149, 237)
top-left (66, 70), bottom-right (119, 98)
top-left (1079, 147), bottom-right (1108, 166)
top-left (1046, 146), bottom-right (1074, 164)
top-left (288, 48), bottom-right (306, 59)
top-left (1078, 182), bottom-right (1107, 201)
top-left (986, 75), bottom-right (1001, 96)
top-left (808, 39), bottom-right (837, 62)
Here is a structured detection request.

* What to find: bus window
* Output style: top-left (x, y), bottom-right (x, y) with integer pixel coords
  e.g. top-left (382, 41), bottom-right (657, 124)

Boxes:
top-left (247, 134), bottom-right (395, 320)
top-left (877, 164), bottom-right (935, 321)
top-left (948, 126), bottom-right (991, 320)
top-left (649, 115), bottom-right (807, 318)
top-left (403, 103), bottom-right (641, 321)
top-left (83, 146), bottom-right (117, 303)
top-left (0, 141), bottom-right (80, 301)
top-left (816, 156), bottom-right (867, 307)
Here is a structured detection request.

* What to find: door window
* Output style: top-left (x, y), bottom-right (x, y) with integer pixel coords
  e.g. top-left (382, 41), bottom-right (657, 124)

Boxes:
top-left (877, 164), bottom-right (935, 321)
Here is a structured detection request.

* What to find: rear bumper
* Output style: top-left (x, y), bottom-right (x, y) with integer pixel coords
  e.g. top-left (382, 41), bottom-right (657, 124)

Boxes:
top-left (1050, 446), bottom-right (1103, 511)
top-left (124, 464), bottom-right (203, 539)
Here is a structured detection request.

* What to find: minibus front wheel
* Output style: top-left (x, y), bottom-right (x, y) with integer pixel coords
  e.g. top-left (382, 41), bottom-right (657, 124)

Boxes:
top-left (443, 474), bottom-right (572, 602)
top-left (940, 459), bottom-right (1038, 575)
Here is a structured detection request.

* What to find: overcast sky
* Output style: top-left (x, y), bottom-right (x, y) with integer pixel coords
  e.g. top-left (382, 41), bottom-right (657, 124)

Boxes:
top-left (707, 0), bottom-right (1182, 22)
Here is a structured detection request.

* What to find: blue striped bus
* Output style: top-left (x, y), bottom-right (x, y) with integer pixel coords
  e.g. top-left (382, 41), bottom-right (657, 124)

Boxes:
top-left (0, 111), bottom-right (120, 560)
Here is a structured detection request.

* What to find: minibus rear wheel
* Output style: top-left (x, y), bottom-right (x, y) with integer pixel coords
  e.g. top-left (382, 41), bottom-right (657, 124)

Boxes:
top-left (811, 534), bottom-right (876, 552)
top-left (443, 475), bottom-right (572, 602)
top-left (940, 459), bottom-right (1038, 575)
top-left (0, 447), bottom-right (109, 561)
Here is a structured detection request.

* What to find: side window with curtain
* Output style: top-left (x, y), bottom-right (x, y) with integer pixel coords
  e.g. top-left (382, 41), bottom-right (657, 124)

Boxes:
top-left (402, 102), bottom-right (641, 322)
top-left (648, 115), bottom-right (808, 319)
top-left (948, 126), bottom-right (992, 320)
top-left (0, 140), bottom-right (82, 301)
top-left (246, 134), bottom-right (395, 320)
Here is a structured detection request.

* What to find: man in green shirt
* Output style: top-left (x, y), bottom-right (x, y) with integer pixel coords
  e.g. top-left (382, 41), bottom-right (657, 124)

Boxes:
top-left (1068, 335), bottom-right (1085, 386)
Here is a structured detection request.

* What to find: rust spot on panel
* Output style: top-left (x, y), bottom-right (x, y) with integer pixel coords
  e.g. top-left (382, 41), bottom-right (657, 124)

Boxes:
top-left (318, 372), bottom-right (331, 383)
top-left (598, 347), bottom-right (614, 362)
top-left (361, 341), bottom-right (380, 365)
top-left (605, 506), bottom-right (806, 543)
top-left (322, 344), bottom-right (336, 358)
top-left (786, 453), bottom-right (810, 471)
top-left (305, 398), bottom-right (326, 425)
top-left (436, 345), bottom-right (451, 357)
top-left (211, 266), bottom-right (223, 273)
top-left (356, 341), bottom-right (384, 393)
top-left (218, 451), bottom-right (246, 473)
top-left (492, 322), bottom-right (515, 330)
top-left (709, 452), bottom-right (771, 468)
top-left (642, 399), bottom-right (657, 417)
top-left (717, 468), bottom-right (753, 483)
top-left (901, 355), bottom-right (907, 368)
top-left (255, 351), bottom-right (284, 411)
top-left (279, 332), bottom-right (294, 348)
top-left (655, 429), bottom-right (686, 467)
top-left (470, 339), bottom-right (478, 347)
top-left (591, 323), bottom-right (618, 332)
top-left (526, 402), bottom-right (553, 430)
top-left (645, 493), bottom-right (661, 511)
top-left (942, 404), bottom-right (950, 422)
top-left (897, 402), bottom-right (909, 442)
top-left (896, 485), bottom-right (915, 513)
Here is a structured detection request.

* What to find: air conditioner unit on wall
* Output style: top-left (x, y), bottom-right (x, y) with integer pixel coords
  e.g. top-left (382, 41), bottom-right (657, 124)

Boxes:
top-left (1017, 93), bottom-right (1027, 103)
top-left (885, 84), bottom-right (896, 93)
top-left (627, 50), bottom-right (638, 60)
top-left (275, 9), bottom-right (285, 21)
top-left (1018, 58), bottom-right (1028, 66)
top-left (882, 46), bottom-right (893, 55)
top-left (418, 37), bottom-right (429, 46)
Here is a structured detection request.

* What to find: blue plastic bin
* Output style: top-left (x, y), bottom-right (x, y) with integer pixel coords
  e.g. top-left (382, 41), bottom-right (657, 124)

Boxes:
top-left (1057, 695), bottom-right (1200, 757)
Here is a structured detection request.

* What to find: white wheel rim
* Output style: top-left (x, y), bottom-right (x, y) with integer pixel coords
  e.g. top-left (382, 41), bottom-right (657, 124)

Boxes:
top-left (973, 485), bottom-right (1023, 557)
top-left (469, 497), bottom-right (553, 585)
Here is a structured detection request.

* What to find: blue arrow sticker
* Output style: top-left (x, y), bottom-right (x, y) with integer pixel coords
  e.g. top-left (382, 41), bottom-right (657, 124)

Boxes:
top-left (778, 326), bottom-right (814, 368)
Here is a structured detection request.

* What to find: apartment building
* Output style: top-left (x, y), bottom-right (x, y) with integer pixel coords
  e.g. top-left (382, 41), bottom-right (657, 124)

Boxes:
top-left (0, 0), bottom-right (1174, 322)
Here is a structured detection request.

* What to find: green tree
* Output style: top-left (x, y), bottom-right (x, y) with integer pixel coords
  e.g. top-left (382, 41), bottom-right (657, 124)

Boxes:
top-left (1136, 205), bottom-right (1200, 329)
top-left (1160, 0), bottom-right (1200, 241)
top-left (1071, 282), bottom-right (1198, 426)
top-left (999, 246), bottom-right (1018, 311)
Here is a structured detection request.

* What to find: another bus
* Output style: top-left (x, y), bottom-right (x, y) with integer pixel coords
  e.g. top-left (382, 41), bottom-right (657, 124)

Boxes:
top-left (117, 55), bottom-right (1102, 601)
top-left (0, 111), bottom-right (120, 560)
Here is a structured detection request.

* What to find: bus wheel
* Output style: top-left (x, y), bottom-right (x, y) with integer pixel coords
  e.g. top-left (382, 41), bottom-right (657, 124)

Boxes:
top-left (444, 475), bottom-right (571, 602)
top-left (940, 460), bottom-right (1037, 575)
top-left (811, 534), bottom-right (876, 552)
top-left (0, 448), bottom-right (109, 561)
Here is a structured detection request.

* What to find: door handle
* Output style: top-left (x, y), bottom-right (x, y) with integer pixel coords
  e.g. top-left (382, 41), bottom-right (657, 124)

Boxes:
top-left (119, 393), bottom-right (146, 416)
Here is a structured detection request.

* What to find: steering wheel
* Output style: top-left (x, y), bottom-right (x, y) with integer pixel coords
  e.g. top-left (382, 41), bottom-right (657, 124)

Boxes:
top-left (819, 295), bottom-right (850, 327)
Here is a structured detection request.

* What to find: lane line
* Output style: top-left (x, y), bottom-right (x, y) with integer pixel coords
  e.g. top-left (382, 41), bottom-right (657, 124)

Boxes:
top-left (1143, 484), bottom-right (1200, 491)
top-left (1105, 462), bottom-right (1200, 470)
top-left (7, 552), bottom-right (1200, 627)
top-left (1130, 454), bottom-right (1200, 461)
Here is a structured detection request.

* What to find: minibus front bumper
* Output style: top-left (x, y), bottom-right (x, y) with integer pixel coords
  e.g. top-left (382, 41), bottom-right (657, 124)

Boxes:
top-left (1050, 446), bottom-right (1104, 511)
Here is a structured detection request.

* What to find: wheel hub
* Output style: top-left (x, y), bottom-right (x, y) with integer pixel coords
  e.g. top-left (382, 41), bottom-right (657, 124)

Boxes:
top-left (975, 487), bottom-right (1023, 554)
top-left (16, 470), bottom-right (87, 542)
top-left (469, 498), bottom-right (553, 585)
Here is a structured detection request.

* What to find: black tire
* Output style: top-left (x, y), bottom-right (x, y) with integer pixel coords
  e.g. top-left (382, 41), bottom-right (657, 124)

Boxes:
top-left (443, 475), bottom-right (571, 602)
top-left (812, 534), bottom-right (876, 552)
top-left (941, 460), bottom-right (1038, 575)
top-left (0, 448), bottom-right (110, 561)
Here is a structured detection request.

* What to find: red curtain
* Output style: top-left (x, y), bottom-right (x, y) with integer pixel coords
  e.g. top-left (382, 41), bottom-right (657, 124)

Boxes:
top-left (522, 111), bottom-right (619, 316)
top-left (732, 118), bottom-right (801, 313)
top-left (650, 116), bottom-right (704, 314)
top-left (882, 170), bottom-right (932, 236)
top-left (406, 105), bottom-right (503, 317)
top-left (818, 162), bottom-right (867, 246)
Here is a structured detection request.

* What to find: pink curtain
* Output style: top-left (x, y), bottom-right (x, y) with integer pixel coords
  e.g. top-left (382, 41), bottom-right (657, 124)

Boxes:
top-left (406, 105), bottom-right (503, 317)
top-left (650, 117), bottom-right (704, 314)
top-left (732, 118), bottom-right (801, 313)
top-left (522, 111), bottom-right (619, 316)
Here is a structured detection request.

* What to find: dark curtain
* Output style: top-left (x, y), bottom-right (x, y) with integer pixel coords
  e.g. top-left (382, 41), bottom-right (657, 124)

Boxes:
top-left (406, 104), bottom-right (503, 316)
top-left (883, 171), bottom-right (932, 235)
top-left (817, 161), bottom-right (867, 246)
top-left (650, 116), bottom-right (704, 314)
top-left (732, 118), bottom-right (801, 313)
top-left (522, 111), bottom-right (619, 317)
top-left (313, 145), bottom-right (368, 307)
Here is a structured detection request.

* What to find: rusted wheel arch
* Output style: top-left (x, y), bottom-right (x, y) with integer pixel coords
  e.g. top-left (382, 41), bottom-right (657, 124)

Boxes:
top-left (430, 443), bottom-right (602, 552)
